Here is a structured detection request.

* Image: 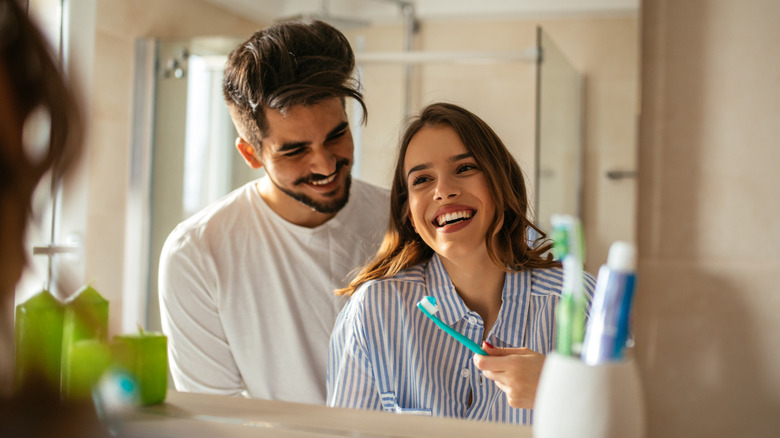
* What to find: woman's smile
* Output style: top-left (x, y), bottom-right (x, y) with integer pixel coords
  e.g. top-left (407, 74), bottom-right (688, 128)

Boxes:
top-left (432, 205), bottom-right (476, 231)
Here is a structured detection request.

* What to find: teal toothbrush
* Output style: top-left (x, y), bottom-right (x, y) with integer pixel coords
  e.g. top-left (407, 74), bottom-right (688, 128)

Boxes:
top-left (417, 296), bottom-right (488, 356)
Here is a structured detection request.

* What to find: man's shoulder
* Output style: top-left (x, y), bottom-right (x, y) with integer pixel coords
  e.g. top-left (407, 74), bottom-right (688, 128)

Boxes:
top-left (164, 182), bottom-right (256, 249)
top-left (349, 178), bottom-right (390, 205)
top-left (342, 178), bottom-right (390, 223)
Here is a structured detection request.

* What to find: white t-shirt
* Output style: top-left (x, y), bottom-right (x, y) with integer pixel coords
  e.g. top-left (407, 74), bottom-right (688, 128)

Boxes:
top-left (159, 177), bottom-right (389, 404)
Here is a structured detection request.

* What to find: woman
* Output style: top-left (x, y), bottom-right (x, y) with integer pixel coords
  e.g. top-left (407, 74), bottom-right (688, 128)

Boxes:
top-left (0, 0), bottom-right (108, 436)
top-left (327, 103), bottom-right (595, 424)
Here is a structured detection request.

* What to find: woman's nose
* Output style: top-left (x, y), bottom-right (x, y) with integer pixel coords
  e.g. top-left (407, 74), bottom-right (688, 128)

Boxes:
top-left (434, 177), bottom-right (460, 201)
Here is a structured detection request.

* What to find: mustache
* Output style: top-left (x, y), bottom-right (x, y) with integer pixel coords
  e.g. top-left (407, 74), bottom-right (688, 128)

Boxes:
top-left (294, 158), bottom-right (351, 185)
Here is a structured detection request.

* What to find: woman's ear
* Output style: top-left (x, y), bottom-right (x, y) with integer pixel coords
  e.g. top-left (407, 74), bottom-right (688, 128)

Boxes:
top-left (236, 137), bottom-right (263, 169)
top-left (408, 212), bottom-right (417, 233)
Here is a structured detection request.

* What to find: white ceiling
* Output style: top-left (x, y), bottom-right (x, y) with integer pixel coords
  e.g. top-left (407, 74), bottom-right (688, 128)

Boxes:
top-left (202, 0), bottom-right (639, 25)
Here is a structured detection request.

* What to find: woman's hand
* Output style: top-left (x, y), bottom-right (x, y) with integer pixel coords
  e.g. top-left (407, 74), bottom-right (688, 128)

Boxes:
top-left (472, 342), bottom-right (545, 409)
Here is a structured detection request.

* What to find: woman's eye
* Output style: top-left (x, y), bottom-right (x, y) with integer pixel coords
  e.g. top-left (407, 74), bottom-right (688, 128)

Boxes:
top-left (457, 163), bottom-right (478, 173)
top-left (410, 175), bottom-right (431, 186)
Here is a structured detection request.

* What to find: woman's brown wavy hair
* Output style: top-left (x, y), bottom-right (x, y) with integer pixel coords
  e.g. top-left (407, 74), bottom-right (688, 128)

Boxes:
top-left (337, 103), bottom-right (559, 296)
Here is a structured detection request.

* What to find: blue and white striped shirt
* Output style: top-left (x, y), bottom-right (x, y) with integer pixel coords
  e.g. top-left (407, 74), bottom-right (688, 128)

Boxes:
top-left (327, 253), bottom-right (596, 425)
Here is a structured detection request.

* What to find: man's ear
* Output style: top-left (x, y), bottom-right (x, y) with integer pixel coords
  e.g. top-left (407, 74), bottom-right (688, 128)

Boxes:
top-left (236, 137), bottom-right (263, 169)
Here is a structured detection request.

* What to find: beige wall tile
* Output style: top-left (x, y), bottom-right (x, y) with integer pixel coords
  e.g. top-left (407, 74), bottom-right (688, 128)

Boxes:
top-left (93, 32), bottom-right (134, 123)
top-left (97, 0), bottom-right (261, 38)
top-left (85, 119), bottom-right (131, 335)
top-left (638, 0), bottom-right (780, 435)
top-left (634, 261), bottom-right (780, 437)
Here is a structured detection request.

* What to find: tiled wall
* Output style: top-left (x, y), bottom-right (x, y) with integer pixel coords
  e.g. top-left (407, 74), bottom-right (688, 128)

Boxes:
top-left (636, 0), bottom-right (780, 436)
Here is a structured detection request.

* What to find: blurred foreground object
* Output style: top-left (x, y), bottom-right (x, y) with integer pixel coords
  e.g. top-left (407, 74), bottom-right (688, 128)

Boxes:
top-left (0, 0), bottom-right (108, 435)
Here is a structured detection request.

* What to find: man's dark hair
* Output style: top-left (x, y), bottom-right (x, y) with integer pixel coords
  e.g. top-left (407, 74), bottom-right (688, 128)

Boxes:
top-left (222, 20), bottom-right (366, 150)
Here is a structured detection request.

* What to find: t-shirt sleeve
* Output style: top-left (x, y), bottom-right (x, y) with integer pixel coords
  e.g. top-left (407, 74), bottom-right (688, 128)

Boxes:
top-left (158, 228), bottom-right (245, 396)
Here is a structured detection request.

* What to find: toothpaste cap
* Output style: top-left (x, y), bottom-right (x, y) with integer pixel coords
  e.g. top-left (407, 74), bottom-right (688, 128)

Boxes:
top-left (606, 241), bottom-right (636, 272)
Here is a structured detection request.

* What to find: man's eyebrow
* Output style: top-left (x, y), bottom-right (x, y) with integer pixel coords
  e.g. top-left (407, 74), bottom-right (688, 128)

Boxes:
top-left (276, 121), bottom-right (349, 153)
top-left (405, 153), bottom-right (474, 179)
top-left (325, 121), bottom-right (350, 141)
top-left (278, 140), bottom-right (309, 153)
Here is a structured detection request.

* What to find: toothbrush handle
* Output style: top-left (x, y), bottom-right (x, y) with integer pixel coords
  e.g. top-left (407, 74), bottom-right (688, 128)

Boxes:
top-left (420, 307), bottom-right (488, 355)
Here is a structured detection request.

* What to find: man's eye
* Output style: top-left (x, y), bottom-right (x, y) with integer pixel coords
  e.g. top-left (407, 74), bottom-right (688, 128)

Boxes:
top-left (326, 129), bottom-right (347, 143)
top-left (284, 149), bottom-right (304, 157)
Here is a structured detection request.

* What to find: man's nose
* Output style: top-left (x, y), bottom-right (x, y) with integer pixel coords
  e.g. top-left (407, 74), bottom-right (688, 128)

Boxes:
top-left (309, 145), bottom-right (337, 175)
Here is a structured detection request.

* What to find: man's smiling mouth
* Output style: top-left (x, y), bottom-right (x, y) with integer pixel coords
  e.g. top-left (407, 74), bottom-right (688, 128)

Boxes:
top-left (434, 209), bottom-right (475, 227)
top-left (310, 173), bottom-right (336, 186)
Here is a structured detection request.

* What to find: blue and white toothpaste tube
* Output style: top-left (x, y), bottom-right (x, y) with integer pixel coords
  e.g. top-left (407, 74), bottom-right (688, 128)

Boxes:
top-left (582, 241), bottom-right (637, 364)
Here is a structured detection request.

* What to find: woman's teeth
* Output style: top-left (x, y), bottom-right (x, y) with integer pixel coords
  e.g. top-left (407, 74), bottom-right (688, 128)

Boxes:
top-left (311, 173), bottom-right (336, 186)
top-left (436, 210), bottom-right (473, 227)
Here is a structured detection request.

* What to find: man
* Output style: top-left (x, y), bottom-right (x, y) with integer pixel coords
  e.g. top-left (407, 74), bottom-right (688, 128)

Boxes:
top-left (158, 20), bottom-right (390, 405)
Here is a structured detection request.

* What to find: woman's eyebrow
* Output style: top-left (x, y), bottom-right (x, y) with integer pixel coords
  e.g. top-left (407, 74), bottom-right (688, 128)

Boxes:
top-left (405, 153), bottom-right (474, 178)
top-left (449, 152), bottom-right (473, 162)
top-left (406, 162), bottom-right (431, 178)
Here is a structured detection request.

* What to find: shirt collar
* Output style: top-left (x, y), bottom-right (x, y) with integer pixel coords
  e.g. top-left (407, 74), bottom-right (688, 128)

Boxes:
top-left (423, 254), bottom-right (471, 325)
top-left (424, 254), bottom-right (537, 347)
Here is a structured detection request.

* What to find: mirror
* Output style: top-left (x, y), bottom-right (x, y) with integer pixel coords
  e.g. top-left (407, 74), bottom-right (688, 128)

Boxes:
top-left (135, 3), bottom-right (639, 333)
top-left (12, 0), bottom-right (639, 404)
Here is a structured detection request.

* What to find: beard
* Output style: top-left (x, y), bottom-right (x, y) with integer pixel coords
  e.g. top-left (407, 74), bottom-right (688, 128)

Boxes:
top-left (271, 159), bottom-right (352, 214)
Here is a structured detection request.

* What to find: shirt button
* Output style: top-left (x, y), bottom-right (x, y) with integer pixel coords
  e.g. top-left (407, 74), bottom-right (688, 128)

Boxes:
top-left (461, 369), bottom-right (471, 378)
top-left (468, 316), bottom-right (478, 325)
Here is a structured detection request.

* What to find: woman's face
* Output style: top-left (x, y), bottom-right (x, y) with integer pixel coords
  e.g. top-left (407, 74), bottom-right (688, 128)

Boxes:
top-left (403, 124), bottom-right (496, 262)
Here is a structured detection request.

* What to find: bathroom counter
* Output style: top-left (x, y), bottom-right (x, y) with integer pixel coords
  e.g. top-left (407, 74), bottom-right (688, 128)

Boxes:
top-left (118, 390), bottom-right (533, 437)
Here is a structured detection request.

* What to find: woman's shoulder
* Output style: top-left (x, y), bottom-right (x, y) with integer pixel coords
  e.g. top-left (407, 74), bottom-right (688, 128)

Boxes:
top-left (363, 262), bottom-right (427, 290)
top-left (348, 262), bottom-right (429, 313)
top-left (524, 266), bottom-right (597, 295)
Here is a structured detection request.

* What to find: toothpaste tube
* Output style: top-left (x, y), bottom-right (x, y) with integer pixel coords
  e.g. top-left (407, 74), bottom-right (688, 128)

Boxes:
top-left (582, 241), bottom-right (637, 364)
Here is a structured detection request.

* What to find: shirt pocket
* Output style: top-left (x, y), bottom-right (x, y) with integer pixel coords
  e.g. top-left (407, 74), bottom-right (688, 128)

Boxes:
top-left (379, 392), bottom-right (432, 416)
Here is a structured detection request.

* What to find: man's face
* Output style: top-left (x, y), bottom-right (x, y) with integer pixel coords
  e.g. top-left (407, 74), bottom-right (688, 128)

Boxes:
top-left (255, 98), bottom-right (354, 216)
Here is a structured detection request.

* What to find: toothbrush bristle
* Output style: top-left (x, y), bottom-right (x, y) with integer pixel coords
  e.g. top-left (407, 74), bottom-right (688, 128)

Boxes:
top-left (418, 297), bottom-right (439, 315)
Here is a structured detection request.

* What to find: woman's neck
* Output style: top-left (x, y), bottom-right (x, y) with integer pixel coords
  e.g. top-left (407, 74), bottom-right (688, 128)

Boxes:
top-left (439, 252), bottom-right (505, 337)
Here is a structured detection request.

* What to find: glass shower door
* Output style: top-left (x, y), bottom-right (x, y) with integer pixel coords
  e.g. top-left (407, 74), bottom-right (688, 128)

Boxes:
top-left (534, 27), bottom-right (583, 234)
